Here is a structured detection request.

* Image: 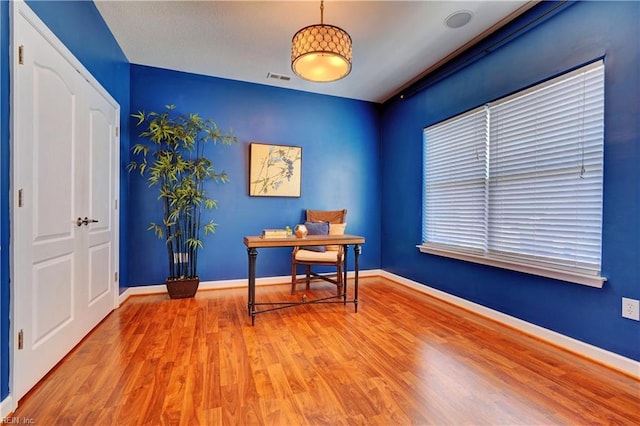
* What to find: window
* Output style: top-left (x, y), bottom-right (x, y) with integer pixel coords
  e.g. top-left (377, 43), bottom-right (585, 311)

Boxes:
top-left (420, 61), bottom-right (605, 287)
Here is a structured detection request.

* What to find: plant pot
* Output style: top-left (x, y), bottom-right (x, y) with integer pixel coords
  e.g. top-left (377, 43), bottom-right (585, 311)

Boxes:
top-left (166, 277), bottom-right (200, 299)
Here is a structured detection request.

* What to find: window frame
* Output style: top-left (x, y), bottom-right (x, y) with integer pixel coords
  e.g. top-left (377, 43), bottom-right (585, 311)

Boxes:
top-left (418, 61), bottom-right (606, 288)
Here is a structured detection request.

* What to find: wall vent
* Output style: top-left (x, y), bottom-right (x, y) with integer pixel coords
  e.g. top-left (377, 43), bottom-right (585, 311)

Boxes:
top-left (267, 72), bottom-right (291, 81)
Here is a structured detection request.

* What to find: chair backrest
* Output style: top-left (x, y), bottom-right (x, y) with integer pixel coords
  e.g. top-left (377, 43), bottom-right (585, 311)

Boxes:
top-left (306, 209), bottom-right (347, 224)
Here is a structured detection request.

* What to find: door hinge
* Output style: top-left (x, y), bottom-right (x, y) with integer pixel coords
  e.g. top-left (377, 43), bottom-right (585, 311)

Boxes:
top-left (18, 189), bottom-right (24, 207)
top-left (18, 45), bottom-right (24, 65)
top-left (114, 272), bottom-right (118, 282)
top-left (115, 126), bottom-right (119, 137)
top-left (114, 199), bottom-right (118, 210)
top-left (18, 329), bottom-right (24, 350)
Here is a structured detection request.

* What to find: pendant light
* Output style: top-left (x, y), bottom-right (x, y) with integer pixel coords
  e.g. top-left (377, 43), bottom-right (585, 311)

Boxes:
top-left (291, 1), bottom-right (352, 82)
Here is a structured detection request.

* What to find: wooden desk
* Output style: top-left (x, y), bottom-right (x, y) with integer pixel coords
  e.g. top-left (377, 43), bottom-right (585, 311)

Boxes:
top-left (243, 234), bottom-right (365, 325)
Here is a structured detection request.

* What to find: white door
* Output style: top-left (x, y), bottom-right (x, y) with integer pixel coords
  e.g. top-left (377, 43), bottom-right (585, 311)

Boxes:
top-left (11, 3), bottom-right (119, 401)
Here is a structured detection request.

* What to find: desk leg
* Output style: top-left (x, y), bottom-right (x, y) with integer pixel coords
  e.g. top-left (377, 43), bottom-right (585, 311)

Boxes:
top-left (354, 244), bottom-right (361, 312)
top-left (247, 247), bottom-right (258, 325)
top-left (342, 244), bottom-right (348, 304)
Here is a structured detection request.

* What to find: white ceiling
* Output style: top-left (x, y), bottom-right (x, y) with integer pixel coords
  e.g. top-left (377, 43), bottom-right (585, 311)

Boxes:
top-left (95, 0), bottom-right (532, 103)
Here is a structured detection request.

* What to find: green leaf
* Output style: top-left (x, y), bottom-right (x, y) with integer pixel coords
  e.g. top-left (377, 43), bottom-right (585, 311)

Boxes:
top-left (131, 111), bottom-right (145, 126)
top-left (186, 238), bottom-right (204, 249)
top-left (204, 221), bottom-right (217, 235)
top-left (147, 223), bottom-right (164, 239)
top-left (204, 199), bottom-right (217, 209)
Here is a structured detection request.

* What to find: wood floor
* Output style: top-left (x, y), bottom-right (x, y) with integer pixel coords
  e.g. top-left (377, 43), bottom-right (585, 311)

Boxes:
top-left (12, 277), bottom-right (640, 425)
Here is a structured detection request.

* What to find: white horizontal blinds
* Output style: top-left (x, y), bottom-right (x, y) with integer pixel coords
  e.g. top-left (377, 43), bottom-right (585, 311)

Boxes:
top-left (488, 61), bottom-right (604, 273)
top-left (423, 106), bottom-right (488, 251)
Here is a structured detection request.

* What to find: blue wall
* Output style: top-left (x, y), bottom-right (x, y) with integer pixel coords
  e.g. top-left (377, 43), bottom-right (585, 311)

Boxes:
top-left (2, 0), bottom-right (638, 407)
top-left (0, 0), bottom-right (129, 401)
top-left (380, 1), bottom-right (640, 361)
top-left (129, 66), bottom-right (381, 285)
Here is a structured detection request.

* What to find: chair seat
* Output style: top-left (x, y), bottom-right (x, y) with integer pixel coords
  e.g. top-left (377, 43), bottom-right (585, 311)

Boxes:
top-left (291, 209), bottom-right (347, 295)
top-left (295, 249), bottom-right (340, 262)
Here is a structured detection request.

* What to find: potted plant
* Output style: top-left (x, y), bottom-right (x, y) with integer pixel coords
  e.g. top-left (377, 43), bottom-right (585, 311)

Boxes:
top-left (128, 104), bottom-right (237, 298)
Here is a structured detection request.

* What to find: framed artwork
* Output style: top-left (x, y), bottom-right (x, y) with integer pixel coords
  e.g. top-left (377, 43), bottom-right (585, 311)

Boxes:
top-left (249, 143), bottom-right (302, 197)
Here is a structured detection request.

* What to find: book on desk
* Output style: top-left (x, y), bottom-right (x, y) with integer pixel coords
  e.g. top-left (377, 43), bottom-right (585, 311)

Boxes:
top-left (261, 229), bottom-right (290, 238)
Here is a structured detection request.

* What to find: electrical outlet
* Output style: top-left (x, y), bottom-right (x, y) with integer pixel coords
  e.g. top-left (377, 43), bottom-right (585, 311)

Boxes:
top-left (622, 297), bottom-right (640, 321)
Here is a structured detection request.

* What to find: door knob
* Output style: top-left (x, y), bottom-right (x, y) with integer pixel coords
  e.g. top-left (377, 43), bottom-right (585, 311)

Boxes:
top-left (76, 217), bottom-right (99, 227)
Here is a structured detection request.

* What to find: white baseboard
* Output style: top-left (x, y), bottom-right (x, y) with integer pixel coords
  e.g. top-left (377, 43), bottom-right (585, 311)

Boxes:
top-left (379, 270), bottom-right (640, 379)
top-left (119, 269), bottom-right (383, 305)
top-left (1, 394), bottom-right (15, 419)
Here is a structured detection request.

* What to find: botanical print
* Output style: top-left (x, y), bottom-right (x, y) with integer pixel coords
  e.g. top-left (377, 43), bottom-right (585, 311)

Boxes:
top-left (250, 143), bottom-right (302, 196)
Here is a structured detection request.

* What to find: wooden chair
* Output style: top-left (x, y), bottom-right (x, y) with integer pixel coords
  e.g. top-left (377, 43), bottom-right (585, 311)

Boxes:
top-left (291, 209), bottom-right (347, 294)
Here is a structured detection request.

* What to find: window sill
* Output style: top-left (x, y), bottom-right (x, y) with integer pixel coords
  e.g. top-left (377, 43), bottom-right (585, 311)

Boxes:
top-left (416, 244), bottom-right (606, 288)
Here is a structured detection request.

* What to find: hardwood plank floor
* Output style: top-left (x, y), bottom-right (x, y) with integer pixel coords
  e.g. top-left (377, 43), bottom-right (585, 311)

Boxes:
top-left (11, 277), bottom-right (640, 425)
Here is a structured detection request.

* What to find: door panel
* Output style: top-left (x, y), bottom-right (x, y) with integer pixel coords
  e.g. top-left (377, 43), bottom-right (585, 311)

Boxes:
top-left (33, 66), bottom-right (75, 241)
top-left (81, 80), bottom-right (116, 324)
top-left (33, 257), bottom-right (73, 347)
top-left (89, 244), bottom-right (111, 303)
top-left (89, 106), bottom-right (112, 226)
top-left (30, 61), bottom-right (78, 350)
top-left (14, 12), bottom-right (85, 398)
top-left (12, 4), bottom-right (119, 401)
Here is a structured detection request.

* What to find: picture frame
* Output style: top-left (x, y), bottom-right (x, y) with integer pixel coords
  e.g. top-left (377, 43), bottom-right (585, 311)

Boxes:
top-left (249, 143), bottom-right (302, 197)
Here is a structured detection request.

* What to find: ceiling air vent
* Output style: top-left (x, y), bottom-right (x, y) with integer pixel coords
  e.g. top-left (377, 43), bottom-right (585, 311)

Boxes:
top-left (267, 72), bottom-right (291, 82)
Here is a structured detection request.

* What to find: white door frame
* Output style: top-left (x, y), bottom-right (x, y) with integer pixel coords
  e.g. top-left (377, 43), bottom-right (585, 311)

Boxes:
top-left (8, 0), bottom-right (120, 412)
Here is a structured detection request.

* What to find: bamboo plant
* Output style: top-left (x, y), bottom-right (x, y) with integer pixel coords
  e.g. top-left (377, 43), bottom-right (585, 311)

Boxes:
top-left (128, 105), bottom-right (237, 281)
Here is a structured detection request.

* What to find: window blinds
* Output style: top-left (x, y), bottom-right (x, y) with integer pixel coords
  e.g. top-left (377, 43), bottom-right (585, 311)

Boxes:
top-left (488, 62), bottom-right (604, 273)
top-left (423, 107), bottom-right (488, 252)
top-left (422, 60), bottom-right (604, 278)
